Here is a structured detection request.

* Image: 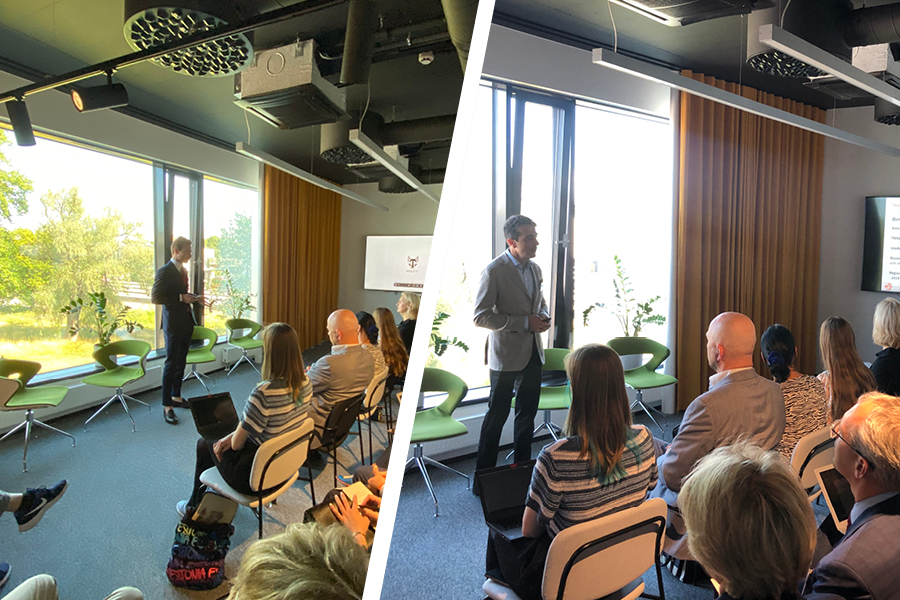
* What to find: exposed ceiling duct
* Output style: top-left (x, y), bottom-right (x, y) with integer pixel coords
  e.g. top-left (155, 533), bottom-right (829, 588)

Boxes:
top-left (608, 0), bottom-right (773, 27)
top-left (340, 0), bottom-right (379, 85)
top-left (441, 0), bottom-right (478, 71)
top-left (320, 113), bottom-right (455, 164)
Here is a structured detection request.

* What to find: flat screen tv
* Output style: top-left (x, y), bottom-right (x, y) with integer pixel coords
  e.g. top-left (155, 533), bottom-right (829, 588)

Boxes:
top-left (862, 196), bottom-right (900, 292)
top-left (364, 235), bottom-right (431, 292)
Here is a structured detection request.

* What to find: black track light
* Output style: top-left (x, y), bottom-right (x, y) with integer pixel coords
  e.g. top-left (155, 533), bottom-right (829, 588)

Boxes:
top-left (71, 83), bottom-right (129, 113)
top-left (6, 99), bottom-right (35, 146)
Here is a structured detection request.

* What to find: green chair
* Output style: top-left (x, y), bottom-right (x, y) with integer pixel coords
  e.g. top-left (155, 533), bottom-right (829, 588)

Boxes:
top-left (606, 337), bottom-right (677, 435)
top-left (183, 326), bottom-right (218, 394)
top-left (82, 340), bottom-right (152, 432)
top-left (408, 367), bottom-right (470, 517)
top-left (0, 359), bottom-right (74, 473)
top-left (225, 318), bottom-right (263, 375)
top-left (505, 348), bottom-right (571, 459)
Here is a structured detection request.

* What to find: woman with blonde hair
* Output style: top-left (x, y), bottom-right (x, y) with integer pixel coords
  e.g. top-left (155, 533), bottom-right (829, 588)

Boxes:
top-left (680, 442), bottom-right (816, 600)
top-left (818, 317), bottom-right (877, 423)
top-left (180, 322), bottom-right (312, 513)
top-left (373, 307), bottom-right (409, 387)
top-left (485, 343), bottom-right (657, 600)
top-left (395, 291), bottom-right (419, 353)
top-left (871, 297), bottom-right (900, 395)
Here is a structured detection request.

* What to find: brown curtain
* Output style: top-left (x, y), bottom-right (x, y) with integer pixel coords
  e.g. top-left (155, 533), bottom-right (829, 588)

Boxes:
top-left (261, 165), bottom-right (342, 350)
top-left (675, 71), bottom-right (825, 410)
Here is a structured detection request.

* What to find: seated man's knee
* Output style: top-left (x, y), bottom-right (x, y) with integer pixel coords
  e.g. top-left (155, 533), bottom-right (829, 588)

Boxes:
top-left (103, 587), bottom-right (144, 600)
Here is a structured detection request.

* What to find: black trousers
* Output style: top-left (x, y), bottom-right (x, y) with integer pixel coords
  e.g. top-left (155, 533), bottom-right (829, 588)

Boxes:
top-left (190, 437), bottom-right (259, 507)
top-left (162, 324), bottom-right (192, 407)
top-left (485, 529), bottom-right (551, 600)
top-left (476, 342), bottom-right (543, 471)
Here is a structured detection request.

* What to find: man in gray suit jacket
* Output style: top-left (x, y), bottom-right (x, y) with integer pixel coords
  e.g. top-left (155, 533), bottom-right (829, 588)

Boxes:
top-left (473, 215), bottom-right (551, 474)
top-left (308, 309), bottom-right (374, 449)
top-left (805, 392), bottom-right (900, 600)
top-left (652, 312), bottom-right (784, 556)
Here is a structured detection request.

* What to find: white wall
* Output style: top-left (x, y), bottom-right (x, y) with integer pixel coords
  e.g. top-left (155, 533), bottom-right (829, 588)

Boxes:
top-left (0, 70), bottom-right (258, 187)
top-left (338, 182), bottom-right (441, 317)
top-left (819, 105), bottom-right (900, 365)
top-left (482, 25), bottom-right (671, 118)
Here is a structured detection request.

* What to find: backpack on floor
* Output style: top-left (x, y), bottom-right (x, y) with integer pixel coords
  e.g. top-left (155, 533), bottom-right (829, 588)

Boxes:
top-left (166, 506), bottom-right (235, 590)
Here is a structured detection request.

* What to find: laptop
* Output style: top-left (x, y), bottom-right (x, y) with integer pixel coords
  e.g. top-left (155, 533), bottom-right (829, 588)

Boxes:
top-left (474, 460), bottom-right (536, 541)
top-left (815, 465), bottom-right (855, 534)
top-left (188, 392), bottom-right (240, 443)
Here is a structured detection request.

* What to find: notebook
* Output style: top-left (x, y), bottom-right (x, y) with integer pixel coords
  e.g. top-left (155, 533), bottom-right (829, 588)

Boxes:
top-left (815, 465), bottom-right (855, 534)
top-left (188, 392), bottom-right (240, 443)
top-left (474, 460), bottom-right (536, 541)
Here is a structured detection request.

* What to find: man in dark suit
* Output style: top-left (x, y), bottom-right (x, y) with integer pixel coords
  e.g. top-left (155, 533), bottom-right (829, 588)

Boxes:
top-left (473, 215), bottom-right (550, 476)
top-left (151, 236), bottom-right (200, 425)
top-left (805, 392), bottom-right (900, 600)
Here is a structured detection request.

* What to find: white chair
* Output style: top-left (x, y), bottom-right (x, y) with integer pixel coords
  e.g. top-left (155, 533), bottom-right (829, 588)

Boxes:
top-left (483, 498), bottom-right (668, 600)
top-left (790, 425), bottom-right (835, 502)
top-left (200, 418), bottom-right (316, 538)
top-left (358, 366), bottom-right (389, 465)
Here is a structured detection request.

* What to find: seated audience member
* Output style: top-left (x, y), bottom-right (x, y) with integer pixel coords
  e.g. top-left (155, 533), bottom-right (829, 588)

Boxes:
top-left (308, 310), bottom-right (375, 448)
top-left (395, 291), bottom-right (419, 354)
top-left (356, 311), bottom-right (386, 375)
top-left (3, 575), bottom-right (143, 600)
top-left (760, 324), bottom-right (827, 459)
top-left (818, 316), bottom-right (877, 424)
top-left (373, 307), bottom-right (409, 390)
top-left (651, 312), bottom-right (784, 570)
top-left (228, 522), bottom-right (369, 600)
top-left (805, 392), bottom-right (900, 600)
top-left (484, 343), bottom-right (657, 600)
top-left (680, 442), bottom-right (816, 600)
top-left (181, 323), bottom-right (312, 513)
top-left (871, 298), bottom-right (900, 396)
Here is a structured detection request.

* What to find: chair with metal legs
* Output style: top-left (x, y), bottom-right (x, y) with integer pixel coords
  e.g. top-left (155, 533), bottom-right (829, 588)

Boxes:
top-left (607, 337), bottom-right (677, 435)
top-left (225, 318), bottom-right (263, 375)
top-left (506, 348), bottom-right (571, 459)
top-left (0, 359), bottom-right (75, 472)
top-left (82, 340), bottom-right (152, 432)
top-left (407, 367), bottom-right (469, 517)
top-left (183, 326), bottom-right (217, 394)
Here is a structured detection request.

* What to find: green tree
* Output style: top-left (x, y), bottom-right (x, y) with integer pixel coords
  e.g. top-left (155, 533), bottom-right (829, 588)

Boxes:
top-left (216, 213), bottom-right (252, 293)
top-left (30, 188), bottom-right (153, 330)
top-left (0, 228), bottom-right (50, 302)
top-left (0, 130), bottom-right (32, 220)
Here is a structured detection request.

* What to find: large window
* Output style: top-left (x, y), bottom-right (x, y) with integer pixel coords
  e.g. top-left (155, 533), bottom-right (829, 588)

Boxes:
top-left (0, 127), bottom-right (259, 375)
top-left (429, 82), bottom-right (674, 395)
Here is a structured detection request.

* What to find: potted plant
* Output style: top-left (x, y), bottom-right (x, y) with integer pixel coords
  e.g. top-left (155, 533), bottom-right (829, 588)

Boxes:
top-left (582, 255), bottom-right (665, 368)
top-left (430, 311), bottom-right (469, 357)
top-left (217, 268), bottom-right (255, 320)
top-left (60, 291), bottom-right (144, 358)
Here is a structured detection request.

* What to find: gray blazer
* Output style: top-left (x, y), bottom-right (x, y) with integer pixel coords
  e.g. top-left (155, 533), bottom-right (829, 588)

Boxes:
top-left (307, 344), bottom-right (374, 444)
top-left (652, 368), bottom-right (785, 507)
top-left (473, 252), bottom-right (549, 372)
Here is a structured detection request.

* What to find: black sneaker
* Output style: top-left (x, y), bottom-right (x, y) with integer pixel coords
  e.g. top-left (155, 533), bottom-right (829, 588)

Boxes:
top-left (0, 562), bottom-right (9, 589)
top-left (14, 480), bottom-right (67, 532)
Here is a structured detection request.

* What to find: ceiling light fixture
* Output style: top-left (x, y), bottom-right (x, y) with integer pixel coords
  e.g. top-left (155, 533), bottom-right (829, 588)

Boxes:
top-left (235, 142), bottom-right (388, 211)
top-left (72, 74), bottom-right (129, 113)
top-left (591, 48), bottom-right (900, 158)
top-left (759, 24), bottom-right (900, 109)
top-left (6, 99), bottom-right (35, 146)
top-left (348, 129), bottom-right (440, 203)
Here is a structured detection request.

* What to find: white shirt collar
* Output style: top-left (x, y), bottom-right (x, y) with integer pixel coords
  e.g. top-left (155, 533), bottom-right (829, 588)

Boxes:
top-left (850, 491), bottom-right (899, 525)
top-left (709, 366), bottom-right (753, 388)
top-left (505, 249), bottom-right (528, 269)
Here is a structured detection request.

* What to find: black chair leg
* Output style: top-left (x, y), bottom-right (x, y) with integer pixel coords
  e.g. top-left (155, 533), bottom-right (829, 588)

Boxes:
top-left (258, 491), bottom-right (264, 539)
top-left (368, 420), bottom-right (374, 466)
top-left (308, 462), bottom-right (316, 505)
top-left (358, 419), bottom-right (365, 464)
top-left (333, 448), bottom-right (339, 487)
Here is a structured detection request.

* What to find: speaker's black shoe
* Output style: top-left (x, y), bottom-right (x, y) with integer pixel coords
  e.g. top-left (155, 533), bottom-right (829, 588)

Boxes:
top-left (164, 410), bottom-right (179, 425)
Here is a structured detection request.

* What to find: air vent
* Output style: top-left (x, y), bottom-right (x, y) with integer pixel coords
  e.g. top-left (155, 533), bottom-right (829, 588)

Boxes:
top-left (609, 0), bottom-right (773, 26)
top-left (234, 40), bottom-right (346, 130)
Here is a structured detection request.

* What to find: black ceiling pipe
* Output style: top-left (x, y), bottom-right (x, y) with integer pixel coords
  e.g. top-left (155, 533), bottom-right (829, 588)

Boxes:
top-left (846, 2), bottom-right (900, 47)
top-left (380, 115), bottom-right (456, 145)
top-left (441, 0), bottom-right (477, 72)
top-left (340, 0), bottom-right (379, 85)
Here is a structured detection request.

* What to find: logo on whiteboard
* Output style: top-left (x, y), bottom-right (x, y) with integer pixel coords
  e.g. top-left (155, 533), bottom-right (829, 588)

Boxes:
top-left (886, 283), bottom-right (893, 291)
top-left (407, 256), bottom-right (419, 269)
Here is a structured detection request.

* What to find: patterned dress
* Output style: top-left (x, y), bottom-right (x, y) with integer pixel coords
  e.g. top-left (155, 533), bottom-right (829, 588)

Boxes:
top-left (776, 374), bottom-right (827, 459)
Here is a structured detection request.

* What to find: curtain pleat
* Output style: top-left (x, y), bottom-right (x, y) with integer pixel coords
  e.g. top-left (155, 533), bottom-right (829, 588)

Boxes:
top-left (674, 72), bottom-right (825, 411)
top-left (261, 165), bottom-right (342, 351)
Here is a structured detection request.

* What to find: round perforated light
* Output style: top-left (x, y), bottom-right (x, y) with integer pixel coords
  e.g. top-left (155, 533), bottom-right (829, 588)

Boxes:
top-left (124, 7), bottom-right (253, 77)
top-left (747, 51), bottom-right (826, 79)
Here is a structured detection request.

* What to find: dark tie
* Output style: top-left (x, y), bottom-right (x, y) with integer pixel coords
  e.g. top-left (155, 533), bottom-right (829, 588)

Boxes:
top-left (181, 267), bottom-right (188, 291)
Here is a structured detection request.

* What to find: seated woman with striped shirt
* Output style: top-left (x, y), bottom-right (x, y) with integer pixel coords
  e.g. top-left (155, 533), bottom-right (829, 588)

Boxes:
top-left (485, 343), bottom-right (658, 600)
top-left (181, 322), bottom-right (313, 514)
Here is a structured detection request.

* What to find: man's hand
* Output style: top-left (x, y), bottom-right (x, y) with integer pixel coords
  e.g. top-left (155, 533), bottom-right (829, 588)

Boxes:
top-left (367, 464), bottom-right (386, 492)
top-left (361, 494), bottom-right (381, 525)
top-left (528, 315), bottom-right (551, 333)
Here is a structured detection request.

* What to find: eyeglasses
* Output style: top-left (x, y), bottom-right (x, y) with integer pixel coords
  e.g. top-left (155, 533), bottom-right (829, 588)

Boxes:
top-left (831, 420), bottom-right (875, 468)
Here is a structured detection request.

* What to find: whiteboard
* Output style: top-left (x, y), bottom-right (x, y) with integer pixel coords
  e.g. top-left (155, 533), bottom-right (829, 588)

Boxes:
top-left (364, 235), bottom-right (432, 292)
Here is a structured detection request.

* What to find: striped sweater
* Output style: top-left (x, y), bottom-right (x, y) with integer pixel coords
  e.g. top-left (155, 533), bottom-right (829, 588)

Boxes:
top-left (525, 425), bottom-right (658, 538)
top-left (242, 378), bottom-right (313, 447)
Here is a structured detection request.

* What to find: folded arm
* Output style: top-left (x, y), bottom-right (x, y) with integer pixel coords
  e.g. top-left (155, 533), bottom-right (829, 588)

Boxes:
top-left (660, 399), bottom-right (714, 494)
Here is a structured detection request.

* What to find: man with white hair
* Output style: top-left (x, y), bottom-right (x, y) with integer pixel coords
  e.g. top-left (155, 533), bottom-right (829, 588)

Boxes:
top-left (805, 392), bottom-right (900, 599)
top-left (651, 312), bottom-right (785, 568)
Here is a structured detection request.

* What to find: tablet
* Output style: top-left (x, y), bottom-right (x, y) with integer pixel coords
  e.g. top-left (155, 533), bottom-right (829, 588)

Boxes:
top-left (815, 465), bottom-right (854, 534)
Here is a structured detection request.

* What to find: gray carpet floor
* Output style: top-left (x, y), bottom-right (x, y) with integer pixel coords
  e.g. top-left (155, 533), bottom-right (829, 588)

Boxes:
top-left (0, 363), bottom-right (390, 599)
top-left (380, 410), bottom-right (831, 600)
